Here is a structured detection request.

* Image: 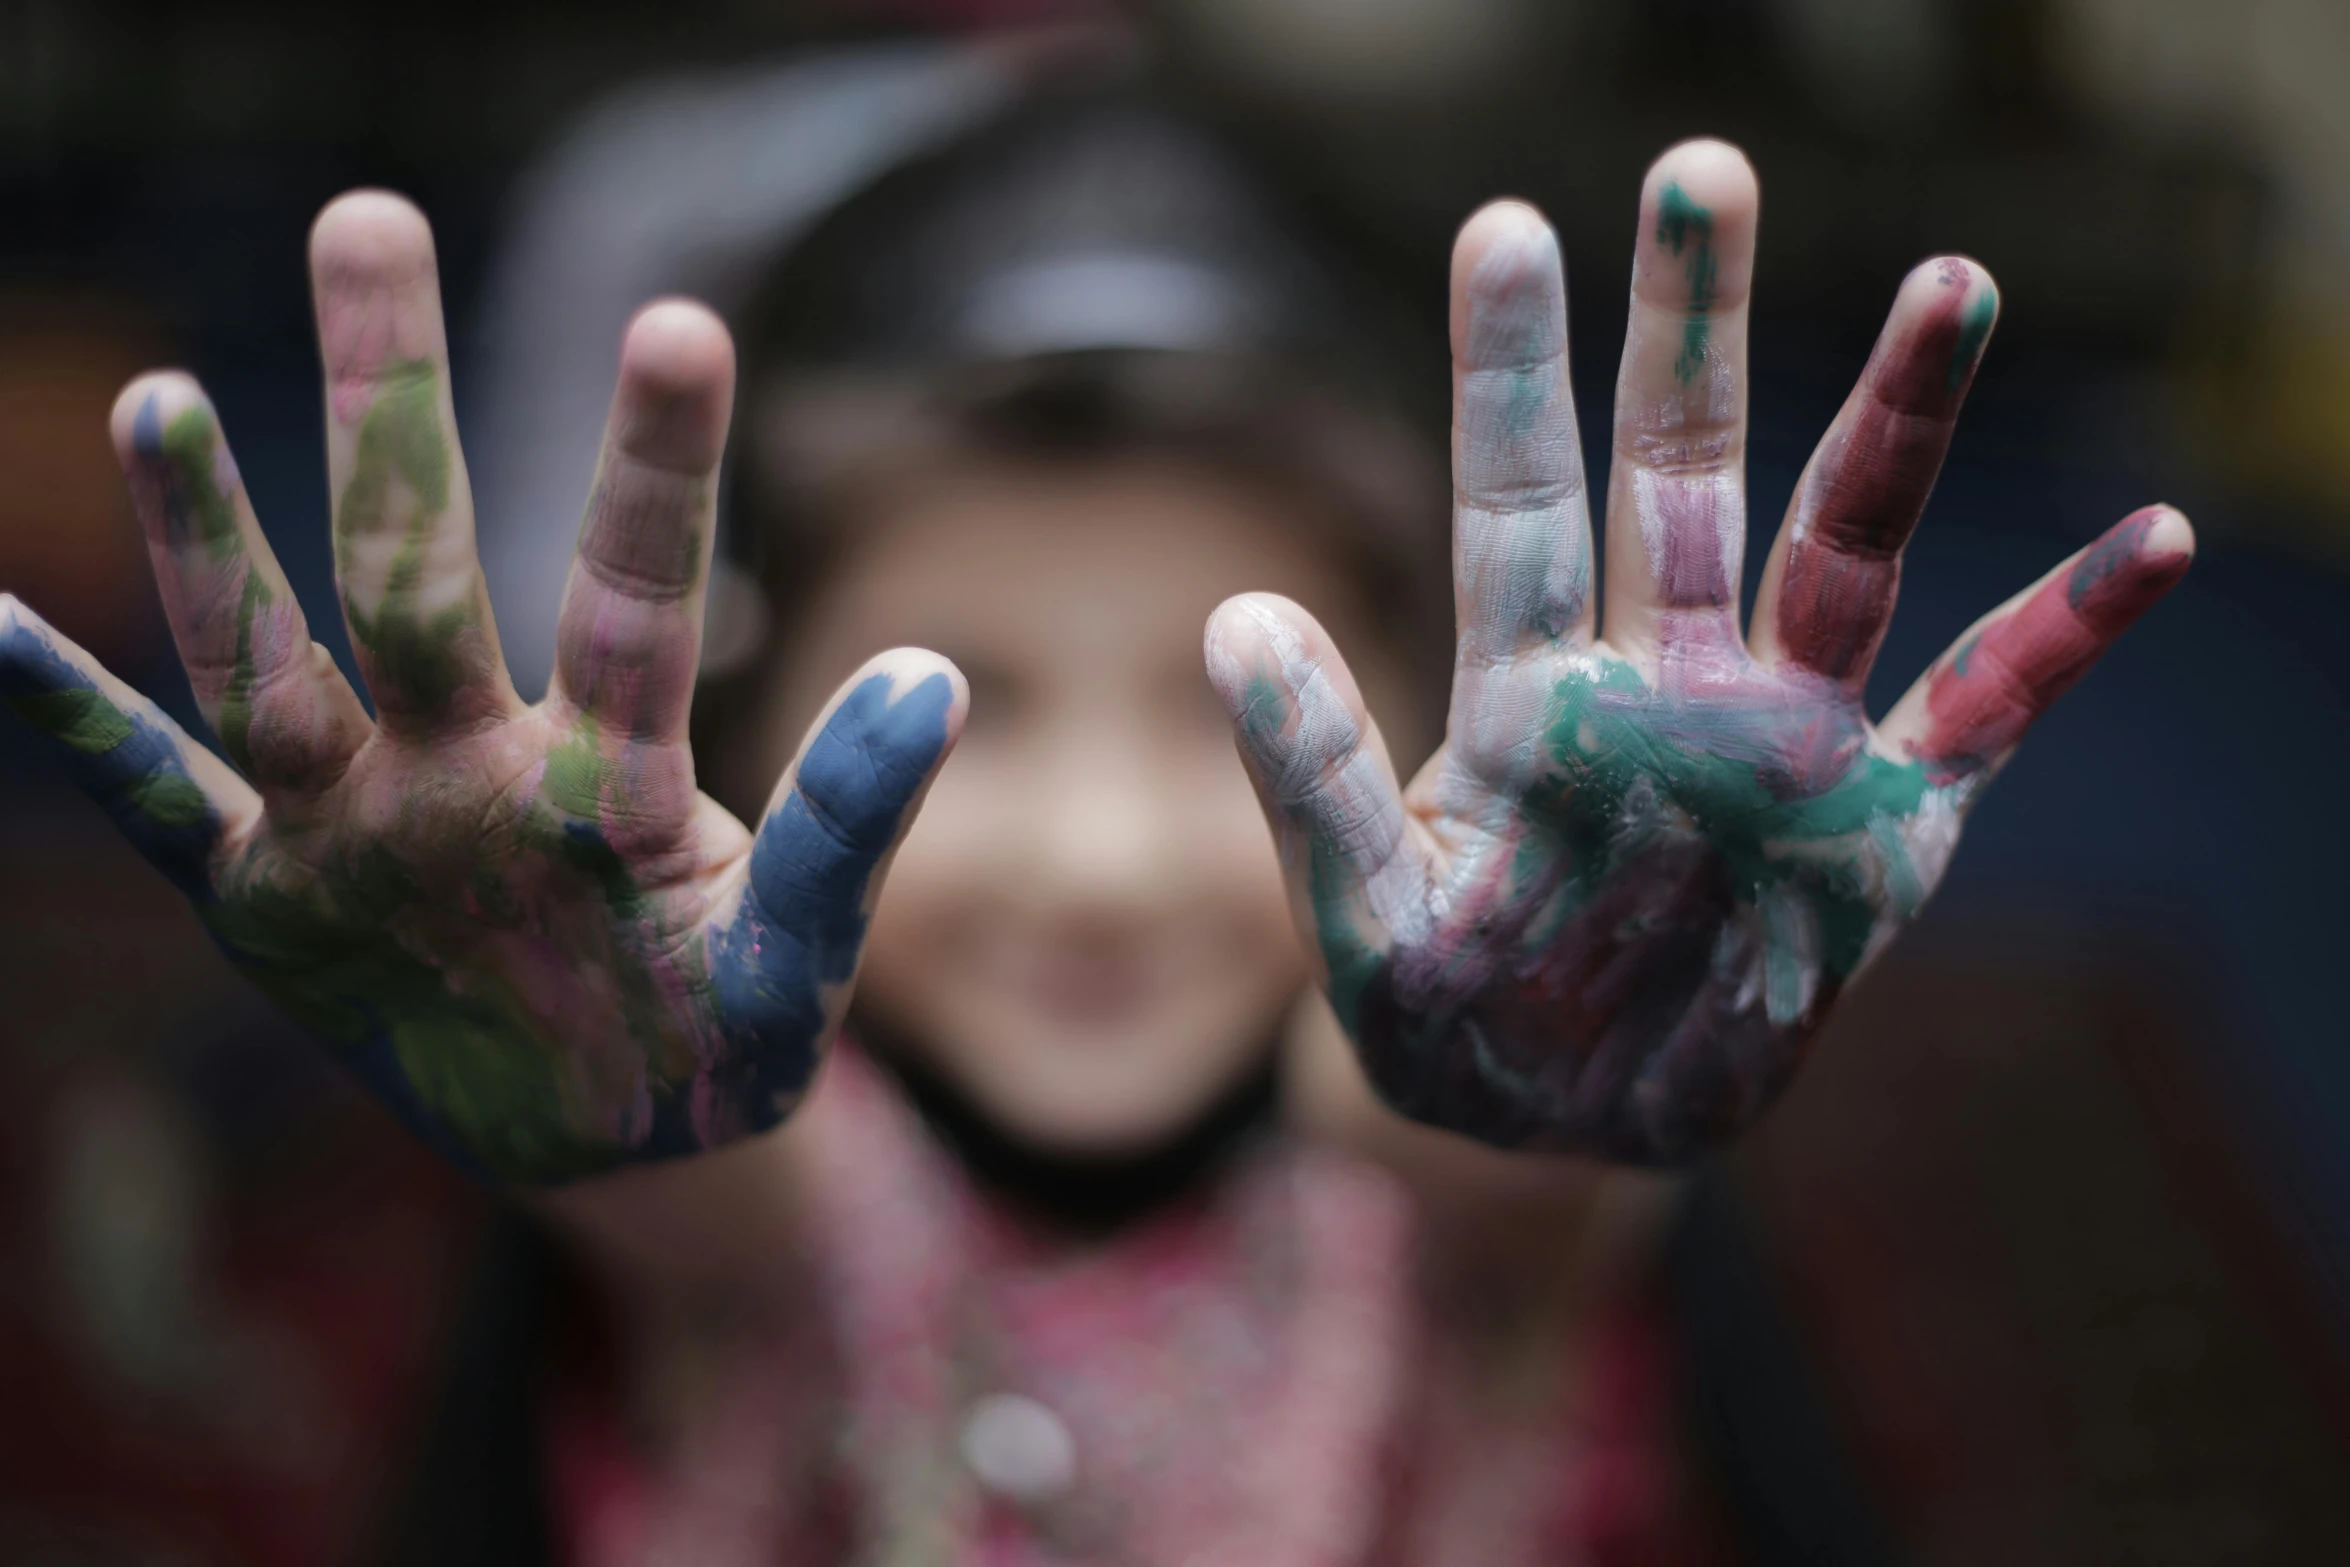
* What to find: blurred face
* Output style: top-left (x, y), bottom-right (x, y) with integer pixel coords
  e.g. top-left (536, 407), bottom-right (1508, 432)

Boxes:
top-left (766, 456), bottom-right (1383, 1156)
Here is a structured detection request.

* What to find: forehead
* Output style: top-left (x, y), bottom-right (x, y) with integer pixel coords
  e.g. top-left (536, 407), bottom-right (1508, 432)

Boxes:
top-left (804, 456), bottom-right (1359, 665)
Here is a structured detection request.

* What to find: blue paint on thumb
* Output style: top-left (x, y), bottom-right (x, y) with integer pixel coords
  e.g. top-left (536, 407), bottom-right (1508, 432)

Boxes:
top-left (706, 670), bottom-right (952, 1120)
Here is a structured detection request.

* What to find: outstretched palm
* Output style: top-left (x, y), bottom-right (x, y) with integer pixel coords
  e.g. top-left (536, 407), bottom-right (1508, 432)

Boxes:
top-left (0, 195), bottom-right (963, 1184)
top-left (1210, 141), bottom-right (2190, 1162)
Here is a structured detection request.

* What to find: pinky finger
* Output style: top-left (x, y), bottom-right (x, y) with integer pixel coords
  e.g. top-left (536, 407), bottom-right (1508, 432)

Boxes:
top-left (1, 594), bottom-right (257, 898)
top-left (1881, 505), bottom-right (2194, 786)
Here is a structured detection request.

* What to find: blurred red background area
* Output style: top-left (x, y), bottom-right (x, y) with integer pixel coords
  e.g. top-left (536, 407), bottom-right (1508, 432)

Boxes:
top-left (0, 822), bottom-right (485, 1564)
top-left (0, 295), bottom-right (166, 669)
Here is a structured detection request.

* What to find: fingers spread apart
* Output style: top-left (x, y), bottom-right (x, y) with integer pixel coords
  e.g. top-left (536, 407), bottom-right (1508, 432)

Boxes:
top-left (1882, 506), bottom-right (2194, 785)
top-left (313, 190), bottom-right (516, 735)
top-left (1752, 256), bottom-right (2000, 688)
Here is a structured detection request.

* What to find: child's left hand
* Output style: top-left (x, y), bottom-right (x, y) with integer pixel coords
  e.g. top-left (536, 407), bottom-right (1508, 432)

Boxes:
top-left (1208, 139), bottom-right (2192, 1163)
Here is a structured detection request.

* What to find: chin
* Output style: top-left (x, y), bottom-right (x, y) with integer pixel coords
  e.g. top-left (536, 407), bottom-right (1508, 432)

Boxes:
top-left (954, 1010), bottom-right (1268, 1160)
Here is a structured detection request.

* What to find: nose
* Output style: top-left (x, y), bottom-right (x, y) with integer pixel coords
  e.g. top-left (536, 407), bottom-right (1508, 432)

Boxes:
top-left (1017, 710), bottom-right (1185, 924)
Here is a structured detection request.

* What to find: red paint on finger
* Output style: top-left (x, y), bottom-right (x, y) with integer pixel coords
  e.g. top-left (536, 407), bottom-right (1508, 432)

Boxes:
top-left (1775, 269), bottom-right (1990, 683)
top-left (1912, 507), bottom-right (2190, 780)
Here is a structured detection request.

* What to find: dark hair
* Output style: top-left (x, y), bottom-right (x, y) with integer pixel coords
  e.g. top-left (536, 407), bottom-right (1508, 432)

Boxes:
top-left (697, 86), bottom-right (1454, 794)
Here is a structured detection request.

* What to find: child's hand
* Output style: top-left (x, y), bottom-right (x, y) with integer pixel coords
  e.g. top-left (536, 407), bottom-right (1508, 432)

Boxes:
top-left (1, 193), bottom-right (964, 1185)
top-left (1209, 140), bottom-right (2191, 1164)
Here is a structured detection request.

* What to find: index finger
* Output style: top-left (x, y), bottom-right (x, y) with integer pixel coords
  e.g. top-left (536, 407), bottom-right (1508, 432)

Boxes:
top-left (313, 191), bottom-right (518, 735)
top-left (1449, 199), bottom-right (1595, 668)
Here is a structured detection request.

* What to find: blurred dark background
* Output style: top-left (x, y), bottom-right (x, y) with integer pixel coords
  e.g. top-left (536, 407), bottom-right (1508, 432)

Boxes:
top-left (3, 0), bottom-right (2347, 1561)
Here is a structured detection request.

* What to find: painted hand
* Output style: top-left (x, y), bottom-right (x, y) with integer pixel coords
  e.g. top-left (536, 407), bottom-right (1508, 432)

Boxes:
top-left (1208, 141), bottom-right (2192, 1163)
top-left (0, 194), bottom-right (965, 1185)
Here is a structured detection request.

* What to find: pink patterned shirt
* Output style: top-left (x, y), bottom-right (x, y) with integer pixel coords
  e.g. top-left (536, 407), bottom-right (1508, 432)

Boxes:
top-left (545, 1049), bottom-right (1722, 1566)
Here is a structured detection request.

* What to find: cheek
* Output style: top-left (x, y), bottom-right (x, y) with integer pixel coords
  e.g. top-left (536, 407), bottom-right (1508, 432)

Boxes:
top-left (855, 744), bottom-right (1016, 974)
top-left (1176, 736), bottom-right (1302, 952)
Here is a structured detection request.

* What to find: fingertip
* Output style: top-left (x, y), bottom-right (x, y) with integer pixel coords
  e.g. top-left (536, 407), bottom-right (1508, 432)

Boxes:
top-left (621, 298), bottom-right (737, 396)
top-left (1454, 199), bottom-right (1559, 277)
top-left (1204, 592), bottom-right (1370, 724)
top-left (1643, 137), bottom-right (1759, 221)
top-left (108, 371), bottom-right (212, 460)
top-left (1899, 254), bottom-right (1999, 317)
top-left (0, 590), bottom-right (55, 648)
top-left (1206, 589), bottom-right (1309, 658)
top-left (861, 646), bottom-right (969, 747)
top-left (309, 188), bottom-right (437, 277)
top-left (1632, 138), bottom-right (1758, 310)
top-left (1452, 200), bottom-right (1566, 358)
top-left (2141, 504), bottom-right (2196, 561)
top-left (1207, 590), bottom-right (1279, 640)
top-left (612, 299), bottom-right (737, 472)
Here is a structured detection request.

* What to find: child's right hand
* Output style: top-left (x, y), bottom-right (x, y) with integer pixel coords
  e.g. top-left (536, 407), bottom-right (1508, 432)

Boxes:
top-left (1, 193), bottom-right (965, 1186)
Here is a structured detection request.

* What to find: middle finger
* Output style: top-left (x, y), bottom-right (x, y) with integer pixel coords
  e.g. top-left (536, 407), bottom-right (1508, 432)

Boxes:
top-left (313, 190), bottom-right (519, 737)
top-left (1602, 140), bottom-right (1759, 668)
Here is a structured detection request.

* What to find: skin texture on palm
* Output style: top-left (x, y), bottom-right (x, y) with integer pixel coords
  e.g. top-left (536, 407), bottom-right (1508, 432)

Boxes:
top-left (0, 194), bottom-right (966, 1185)
top-left (1207, 141), bottom-right (2194, 1163)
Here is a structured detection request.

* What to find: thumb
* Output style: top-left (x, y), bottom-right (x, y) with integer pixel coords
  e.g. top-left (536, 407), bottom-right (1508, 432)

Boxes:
top-left (1204, 593), bottom-right (1422, 1013)
top-left (708, 649), bottom-right (964, 1109)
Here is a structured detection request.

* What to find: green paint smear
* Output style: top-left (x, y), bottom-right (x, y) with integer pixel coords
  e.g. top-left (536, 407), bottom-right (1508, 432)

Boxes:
top-left (1947, 286), bottom-right (1997, 394)
top-left (207, 842), bottom-right (631, 1184)
top-left (160, 406), bottom-right (241, 559)
top-left (543, 716), bottom-right (617, 819)
top-left (10, 685), bottom-right (212, 831)
top-left (336, 359), bottom-right (473, 711)
top-left (10, 686), bottom-right (135, 754)
top-left (211, 788), bottom-right (699, 1181)
top-left (216, 565), bottom-right (275, 775)
top-left (1655, 182), bottom-right (1717, 385)
top-left (124, 769), bottom-right (214, 830)
top-left (149, 404), bottom-right (275, 774)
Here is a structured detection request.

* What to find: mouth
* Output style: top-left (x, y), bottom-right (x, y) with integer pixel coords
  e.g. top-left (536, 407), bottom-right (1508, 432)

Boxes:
top-left (1015, 947), bottom-right (1164, 1030)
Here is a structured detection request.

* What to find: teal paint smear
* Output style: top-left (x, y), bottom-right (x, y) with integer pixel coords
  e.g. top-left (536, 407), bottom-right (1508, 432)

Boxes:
top-left (1656, 182), bottom-right (1718, 385)
top-left (1947, 285), bottom-right (1997, 394)
top-left (1531, 658), bottom-right (1934, 986)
